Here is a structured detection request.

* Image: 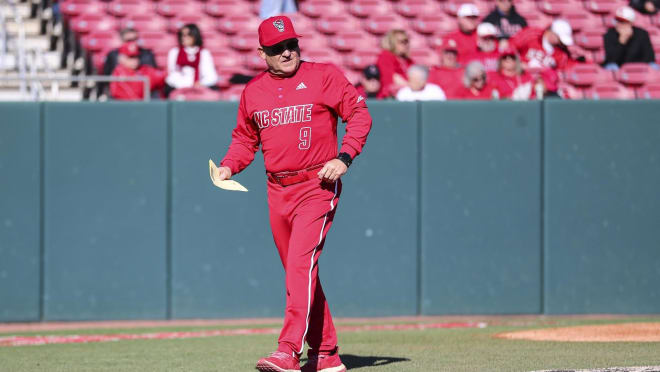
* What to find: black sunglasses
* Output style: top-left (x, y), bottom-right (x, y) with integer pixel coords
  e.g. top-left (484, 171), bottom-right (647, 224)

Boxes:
top-left (263, 39), bottom-right (299, 56)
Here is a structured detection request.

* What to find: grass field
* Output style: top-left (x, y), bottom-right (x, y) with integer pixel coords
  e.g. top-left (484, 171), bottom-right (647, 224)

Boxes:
top-left (1, 316), bottom-right (659, 372)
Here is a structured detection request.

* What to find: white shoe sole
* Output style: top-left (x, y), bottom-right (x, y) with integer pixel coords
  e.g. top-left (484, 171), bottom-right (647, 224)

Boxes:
top-left (317, 364), bottom-right (347, 372)
top-left (256, 359), bottom-right (300, 372)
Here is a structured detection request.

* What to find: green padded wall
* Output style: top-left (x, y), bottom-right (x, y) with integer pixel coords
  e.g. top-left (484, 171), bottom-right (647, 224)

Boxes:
top-left (420, 101), bottom-right (542, 314)
top-left (325, 101), bottom-right (418, 316)
top-left (43, 102), bottom-right (168, 320)
top-left (0, 103), bottom-right (41, 321)
top-left (544, 100), bottom-right (660, 314)
top-left (170, 102), bottom-right (283, 318)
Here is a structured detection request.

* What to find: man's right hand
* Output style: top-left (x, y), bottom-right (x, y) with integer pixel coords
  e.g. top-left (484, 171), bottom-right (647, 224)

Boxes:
top-left (216, 166), bottom-right (232, 181)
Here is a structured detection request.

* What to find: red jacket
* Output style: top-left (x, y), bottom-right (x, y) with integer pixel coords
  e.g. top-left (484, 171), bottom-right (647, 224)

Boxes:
top-left (489, 71), bottom-right (535, 99)
top-left (375, 50), bottom-right (414, 99)
top-left (465, 49), bottom-right (501, 72)
top-left (110, 65), bottom-right (165, 100)
top-left (442, 30), bottom-right (478, 65)
top-left (428, 66), bottom-right (464, 99)
top-left (221, 62), bottom-right (372, 174)
top-left (453, 84), bottom-right (497, 100)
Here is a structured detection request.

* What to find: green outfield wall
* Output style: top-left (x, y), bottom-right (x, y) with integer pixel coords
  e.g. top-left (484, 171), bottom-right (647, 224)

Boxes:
top-left (1, 101), bottom-right (659, 321)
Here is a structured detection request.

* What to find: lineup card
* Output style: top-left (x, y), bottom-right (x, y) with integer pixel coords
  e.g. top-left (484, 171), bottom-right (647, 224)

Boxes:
top-left (209, 159), bottom-right (248, 192)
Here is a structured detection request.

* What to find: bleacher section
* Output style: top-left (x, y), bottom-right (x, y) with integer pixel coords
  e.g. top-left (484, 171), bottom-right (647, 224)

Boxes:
top-left (57, 0), bottom-right (660, 99)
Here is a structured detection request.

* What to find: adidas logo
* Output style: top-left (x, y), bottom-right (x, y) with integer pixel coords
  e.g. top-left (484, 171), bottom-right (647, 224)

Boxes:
top-left (296, 82), bottom-right (307, 90)
top-left (357, 95), bottom-right (364, 103)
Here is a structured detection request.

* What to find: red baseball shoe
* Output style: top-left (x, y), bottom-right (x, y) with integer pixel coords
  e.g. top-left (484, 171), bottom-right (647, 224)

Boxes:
top-left (301, 348), bottom-right (346, 372)
top-left (256, 351), bottom-right (301, 372)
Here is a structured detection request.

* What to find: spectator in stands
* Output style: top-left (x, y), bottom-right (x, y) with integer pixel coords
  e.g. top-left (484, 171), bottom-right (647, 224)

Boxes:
top-left (482, 0), bottom-right (528, 40)
top-left (259, 0), bottom-right (297, 19)
top-left (165, 24), bottom-right (219, 97)
top-left (444, 4), bottom-right (481, 65)
top-left (603, 6), bottom-right (657, 70)
top-left (490, 48), bottom-right (538, 99)
top-left (101, 27), bottom-right (156, 97)
top-left (355, 65), bottom-right (382, 99)
top-left (454, 61), bottom-right (498, 99)
top-left (110, 42), bottom-right (166, 100)
top-left (629, 0), bottom-right (659, 14)
top-left (428, 39), bottom-right (464, 98)
top-left (376, 29), bottom-right (414, 99)
top-left (466, 23), bottom-right (501, 72)
top-left (396, 65), bottom-right (447, 101)
top-left (509, 19), bottom-right (580, 95)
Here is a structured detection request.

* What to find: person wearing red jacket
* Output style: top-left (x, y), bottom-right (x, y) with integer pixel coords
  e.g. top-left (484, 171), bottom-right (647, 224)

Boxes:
top-left (465, 23), bottom-right (502, 72)
top-left (110, 41), bottom-right (165, 100)
top-left (214, 15), bottom-right (372, 372)
top-left (508, 19), bottom-right (579, 94)
top-left (443, 3), bottom-right (481, 65)
top-left (428, 39), bottom-right (464, 98)
top-left (454, 61), bottom-right (498, 99)
top-left (490, 48), bottom-right (537, 99)
top-left (375, 29), bottom-right (414, 98)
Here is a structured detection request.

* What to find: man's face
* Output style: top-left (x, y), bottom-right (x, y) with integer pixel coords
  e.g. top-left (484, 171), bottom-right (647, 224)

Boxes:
top-left (121, 31), bottom-right (138, 43)
top-left (442, 50), bottom-right (458, 68)
top-left (408, 70), bottom-right (427, 91)
top-left (546, 31), bottom-right (561, 46)
top-left (500, 54), bottom-right (516, 71)
top-left (258, 38), bottom-right (301, 77)
top-left (361, 76), bottom-right (381, 93)
top-left (459, 16), bottom-right (479, 33)
top-left (495, 0), bottom-right (512, 13)
top-left (478, 35), bottom-right (497, 52)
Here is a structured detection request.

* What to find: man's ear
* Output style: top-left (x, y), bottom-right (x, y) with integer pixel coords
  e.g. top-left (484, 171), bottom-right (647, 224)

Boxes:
top-left (257, 48), bottom-right (266, 61)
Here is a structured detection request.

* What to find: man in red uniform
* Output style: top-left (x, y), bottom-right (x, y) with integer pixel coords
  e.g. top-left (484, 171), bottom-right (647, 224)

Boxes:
top-left (214, 15), bottom-right (372, 372)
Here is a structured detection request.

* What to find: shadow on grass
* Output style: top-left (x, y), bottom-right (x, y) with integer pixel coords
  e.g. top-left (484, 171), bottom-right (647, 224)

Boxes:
top-left (340, 354), bottom-right (410, 369)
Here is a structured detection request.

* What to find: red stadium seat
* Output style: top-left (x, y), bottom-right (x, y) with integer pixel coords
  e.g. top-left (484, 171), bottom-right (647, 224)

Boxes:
top-left (362, 15), bottom-right (408, 36)
top-left (615, 63), bottom-right (653, 86)
top-left (228, 32), bottom-right (259, 51)
top-left (583, 0), bottom-right (623, 15)
top-left (409, 48), bottom-right (440, 67)
top-left (216, 15), bottom-right (261, 35)
top-left (81, 31), bottom-right (121, 53)
top-left (343, 50), bottom-right (380, 70)
top-left (304, 49), bottom-right (343, 65)
top-left (394, 0), bottom-right (442, 19)
top-left (168, 15), bottom-right (217, 34)
top-left (328, 31), bottom-right (377, 53)
top-left (636, 83), bottom-right (660, 99)
top-left (71, 15), bottom-right (117, 35)
top-left (121, 15), bottom-right (168, 33)
top-left (651, 34), bottom-right (660, 53)
top-left (584, 82), bottom-right (636, 99)
top-left (563, 63), bottom-right (614, 87)
top-left (443, 0), bottom-right (489, 17)
top-left (298, 33), bottom-right (330, 50)
top-left (315, 15), bottom-right (362, 36)
top-left (348, 0), bottom-right (394, 18)
top-left (537, 0), bottom-right (573, 16)
top-left (411, 15), bottom-right (456, 36)
top-left (245, 53), bottom-right (267, 70)
top-left (221, 84), bottom-right (247, 101)
top-left (156, 1), bottom-right (204, 18)
top-left (575, 30), bottom-right (605, 51)
top-left (522, 12), bottom-right (553, 29)
top-left (204, 0), bottom-right (251, 18)
top-left (557, 81), bottom-right (585, 99)
top-left (212, 52), bottom-right (244, 70)
top-left (286, 14), bottom-right (316, 35)
top-left (106, 0), bottom-right (152, 18)
top-left (562, 11), bottom-right (604, 33)
top-left (299, 0), bottom-right (345, 18)
top-left (139, 31), bottom-right (176, 53)
top-left (60, 0), bottom-right (105, 19)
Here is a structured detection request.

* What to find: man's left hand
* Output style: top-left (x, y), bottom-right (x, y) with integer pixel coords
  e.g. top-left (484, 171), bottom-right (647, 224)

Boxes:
top-left (318, 159), bottom-right (347, 182)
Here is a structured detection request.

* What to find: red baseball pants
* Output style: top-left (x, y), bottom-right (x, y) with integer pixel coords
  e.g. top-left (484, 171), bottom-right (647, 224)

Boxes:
top-left (267, 178), bottom-right (342, 356)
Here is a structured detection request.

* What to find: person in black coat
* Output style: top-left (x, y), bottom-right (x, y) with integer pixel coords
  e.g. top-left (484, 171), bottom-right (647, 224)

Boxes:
top-left (98, 28), bottom-right (157, 97)
top-left (603, 6), bottom-right (656, 69)
top-left (629, 0), bottom-right (659, 14)
top-left (483, 0), bottom-right (528, 40)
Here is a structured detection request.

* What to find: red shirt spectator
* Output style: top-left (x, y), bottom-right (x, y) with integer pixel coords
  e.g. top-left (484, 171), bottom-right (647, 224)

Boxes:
top-left (465, 23), bottom-right (502, 72)
top-left (509, 20), bottom-right (579, 93)
top-left (454, 61), bottom-right (498, 99)
top-left (376, 29), bottom-right (414, 98)
top-left (428, 40), bottom-right (464, 98)
top-left (110, 42), bottom-right (165, 100)
top-left (489, 49), bottom-right (536, 99)
top-left (355, 64), bottom-right (382, 99)
top-left (443, 4), bottom-right (481, 65)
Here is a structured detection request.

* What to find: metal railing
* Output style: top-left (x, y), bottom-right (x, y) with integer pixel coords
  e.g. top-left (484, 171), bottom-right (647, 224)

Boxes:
top-left (0, 75), bottom-right (151, 101)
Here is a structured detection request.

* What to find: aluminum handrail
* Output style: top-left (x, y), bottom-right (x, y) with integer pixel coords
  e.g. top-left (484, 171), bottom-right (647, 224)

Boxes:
top-left (0, 75), bottom-right (151, 101)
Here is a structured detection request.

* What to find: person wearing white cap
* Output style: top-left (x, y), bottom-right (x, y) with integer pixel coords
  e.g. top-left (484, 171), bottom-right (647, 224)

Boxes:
top-left (603, 6), bottom-right (656, 70)
top-left (442, 3), bottom-right (481, 65)
top-left (465, 23), bottom-right (502, 72)
top-left (508, 19), bottom-right (582, 95)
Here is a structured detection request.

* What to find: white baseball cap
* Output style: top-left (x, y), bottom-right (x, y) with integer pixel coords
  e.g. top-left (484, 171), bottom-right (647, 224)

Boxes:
top-left (477, 23), bottom-right (498, 37)
top-left (550, 19), bottom-right (573, 46)
top-left (457, 3), bottom-right (480, 17)
top-left (615, 6), bottom-right (636, 23)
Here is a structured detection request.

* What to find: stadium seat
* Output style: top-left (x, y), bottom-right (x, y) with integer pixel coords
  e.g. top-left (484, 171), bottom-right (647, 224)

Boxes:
top-left (557, 81), bottom-right (585, 99)
top-left (409, 48), bottom-right (440, 67)
top-left (537, 0), bottom-right (573, 16)
top-left (443, 0), bottom-right (489, 17)
top-left (298, 33), bottom-right (330, 50)
top-left (204, 0), bottom-right (251, 18)
top-left (299, 0), bottom-right (345, 18)
top-left (584, 82), bottom-right (636, 99)
top-left (394, 0), bottom-right (441, 19)
top-left (636, 83), bottom-right (660, 99)
top-left (615, 63), bottom-right (653, 86)
top-left (169, 87), bottom-right (223, 101)
top-left (343, 50), bottom-right (380, 70)
top-left (60, 0), bottom-right (106, 19)
top-left (121, 15), bottom-right (169, 33)
top-left (411, 14), bottom-right (456, 36)
top-left (221, 84), bottom-right (246, 101)
top-left (81, 31), bottom-right (120, 53)
top-left (651, 34), bottom-right (660, 53)
top-left (286, 14), bottom-right (316, 35)
top-left (138, 31), bottom-right (176, 53)
top-left (167, 15), bottom-right (217, 34)
top-left (563, 63), bottom-right (614, 87)
top-left (328, 31), bottom-right (377, 53)
top-left (347, 0), bottom-right (394, 18)
top-left (156, 0), bottom-right (203, 18)
top-left (216, 15), bottom-right (260, 35)
top-left (229, 32), bottom-right (259, 52)
top-left (575, 30), bottom-right (605, 51)
top-left (521, 12), bottom-right (553, 29)
top-left (106, 0), bottom-right (152, 18)
top-left (362, 15), bottom-right (408, 36)
top-left (71, 15), bottom-right (117, 36)
top-left (583, 0), bottom-right (623, 15)
top-left (562, 10), bottom-right (603, 33)
top-left (315, 15), bottom-right (362, 36)
top-left (304, 49), bottom-right (343, 65)
top-left (245, 53), bottom-right (266, 70)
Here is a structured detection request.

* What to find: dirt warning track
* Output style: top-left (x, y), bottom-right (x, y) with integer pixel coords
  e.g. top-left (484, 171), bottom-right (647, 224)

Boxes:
top-left (497, 322), bottom-right (660, 342)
